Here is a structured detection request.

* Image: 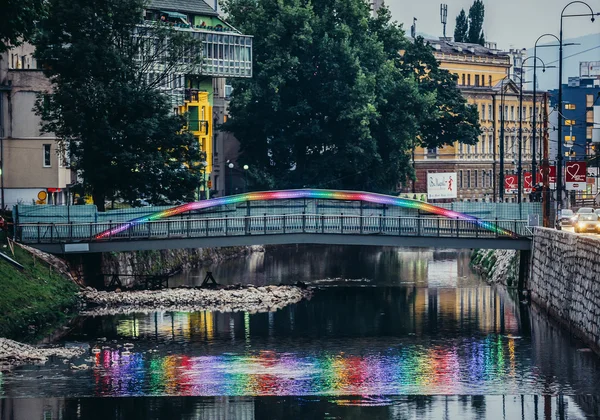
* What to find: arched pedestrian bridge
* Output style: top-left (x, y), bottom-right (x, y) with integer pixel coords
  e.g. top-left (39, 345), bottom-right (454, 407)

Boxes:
top-left (15, 189), bottom-right (533, 254)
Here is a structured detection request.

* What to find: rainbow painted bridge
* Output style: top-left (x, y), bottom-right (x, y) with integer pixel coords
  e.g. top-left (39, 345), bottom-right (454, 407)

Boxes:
top-left (15, 189), bottom-right (533, 254)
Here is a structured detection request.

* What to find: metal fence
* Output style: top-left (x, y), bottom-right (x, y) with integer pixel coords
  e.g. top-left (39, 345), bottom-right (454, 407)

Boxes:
top-left (14, 199), bottom-right (543, 226)
top-left (16, 214), bottom-right (531, 244)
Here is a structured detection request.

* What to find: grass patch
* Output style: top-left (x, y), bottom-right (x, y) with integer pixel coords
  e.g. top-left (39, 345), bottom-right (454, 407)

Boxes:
top-left (0, 245), bottom-right (78, 339)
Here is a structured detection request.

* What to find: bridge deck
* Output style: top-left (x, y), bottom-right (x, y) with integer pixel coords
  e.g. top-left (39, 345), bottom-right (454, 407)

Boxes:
top-left (17, 214), bottom-right (532, 253)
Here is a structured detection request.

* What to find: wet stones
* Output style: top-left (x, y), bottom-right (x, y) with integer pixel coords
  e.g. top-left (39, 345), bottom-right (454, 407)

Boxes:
top-left (79, 285), bottom-right (313, 316)
top-left (0, 338), bottom-right (86, 368)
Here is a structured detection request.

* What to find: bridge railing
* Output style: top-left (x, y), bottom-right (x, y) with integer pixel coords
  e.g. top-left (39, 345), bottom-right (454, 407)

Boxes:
top-left (15, 214), bottom-right (531, 244)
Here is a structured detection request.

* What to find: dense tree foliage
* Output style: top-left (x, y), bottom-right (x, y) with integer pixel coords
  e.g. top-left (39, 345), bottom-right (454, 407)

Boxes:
top-left (454, 1), bottom-right (485, 45)
top-left (222, 0), bottom-right (480, 193)
top-left (454, 9), bottom-right (468, 43)
top-left (33, 0), bottom-right (203, 210)
top-left (0, 0), bottom-right (46, 52)
top-left (467, 0), bottom-right (485, 46)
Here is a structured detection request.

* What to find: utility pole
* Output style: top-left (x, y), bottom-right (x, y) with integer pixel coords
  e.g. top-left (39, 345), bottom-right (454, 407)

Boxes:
top-left (543, 93), bottom-right (550, 227)
top-left (517, 75), bottom-right (524, 204)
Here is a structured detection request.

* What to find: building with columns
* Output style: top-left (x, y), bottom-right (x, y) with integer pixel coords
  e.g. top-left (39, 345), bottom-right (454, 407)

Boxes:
top-left (412, 39), bottom-right (546, 202)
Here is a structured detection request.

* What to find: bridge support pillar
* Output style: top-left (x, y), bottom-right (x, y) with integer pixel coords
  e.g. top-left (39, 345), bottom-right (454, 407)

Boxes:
top-left (518, 249), bottom-right (531, 291)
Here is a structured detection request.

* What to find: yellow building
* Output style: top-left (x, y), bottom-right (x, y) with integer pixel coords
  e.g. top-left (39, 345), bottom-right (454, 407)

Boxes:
top-left (413, 39), bottom-right (545, 202)
top-left (179, 86), bottom-right (213, 198)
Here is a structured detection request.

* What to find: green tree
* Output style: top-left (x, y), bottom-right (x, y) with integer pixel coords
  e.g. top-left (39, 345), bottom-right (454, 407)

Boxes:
top-left (454, 9), bottom-right (468, 43)
top-left (0, 0), bottom-right (45, 52)
top-left (222, 0), bottom-right (479, 193)
top-left (467, 0), bottom-right (485, 45)
top-left (33, 0), bottom-right (202, 210)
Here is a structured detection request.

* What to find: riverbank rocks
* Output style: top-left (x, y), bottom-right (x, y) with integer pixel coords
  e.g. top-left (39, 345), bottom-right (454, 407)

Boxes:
top-left (79, 285), bottom-right (313, 316)
top-left (0, 338), bottom-right (85, 368)
top-left (471, 249), bottom-right (519, 286)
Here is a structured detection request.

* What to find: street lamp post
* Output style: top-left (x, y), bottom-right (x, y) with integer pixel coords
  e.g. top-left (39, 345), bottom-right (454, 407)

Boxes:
top-left (243, 164), bottom-right (249, 192)
top-left (557, 2), bottom-right (596, 212)
top-left (519, 56), bottom-right (549, 203)
top-left (228, 161), bottom-right (234, 195)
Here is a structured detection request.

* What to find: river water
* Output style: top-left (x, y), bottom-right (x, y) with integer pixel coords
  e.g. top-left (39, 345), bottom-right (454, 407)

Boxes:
top-left (1, 246), bottom-right (600, 419)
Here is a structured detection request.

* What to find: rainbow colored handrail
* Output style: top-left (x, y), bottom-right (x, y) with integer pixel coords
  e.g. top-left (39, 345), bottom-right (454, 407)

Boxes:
top-left (94, 189), bottom-right (520, 240)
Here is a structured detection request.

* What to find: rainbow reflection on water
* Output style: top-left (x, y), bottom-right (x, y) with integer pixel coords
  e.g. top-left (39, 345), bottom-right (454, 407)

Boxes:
top-left (91, 335), bottom-right (521, 397)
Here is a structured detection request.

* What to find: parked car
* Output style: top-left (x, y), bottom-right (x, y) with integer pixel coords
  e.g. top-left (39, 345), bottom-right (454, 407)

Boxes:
top-left (574, 213), bottom-right (600, 233)
top-left (577, 207), bottom-right (595, 214)
top-left (558, 209), bottom-right (577, 226)
top-left (595, 208), bottom-right (600, 217)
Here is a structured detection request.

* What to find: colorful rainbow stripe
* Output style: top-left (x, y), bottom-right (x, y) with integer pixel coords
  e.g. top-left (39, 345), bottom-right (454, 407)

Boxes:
top-left (94, 189), bottom-right (519, 240)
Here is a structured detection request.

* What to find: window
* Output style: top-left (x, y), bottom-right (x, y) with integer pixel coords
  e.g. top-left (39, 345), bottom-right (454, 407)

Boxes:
top-left (427, 147), bottom-right (437, 156)
top-left (488, 135), bottom-right (493, 155)
top-left (504, 106), bottom-right (509, 120)
top-left (467, 74), bottom-right (471, 85)
top-left (459, 170), bottom-right (463, 188)
top-left (587, 94), bottom-right (594, 108)
top-left (462, 74), bottom-right (466, 85)
top-left (481, 104), bottom-right (485, 121)
top-left (43, 144), bottom-right (51, 167)
top-left (565, 103), bottom-right (576, 110)
top-left (480, 137), bottom-right (485, 155)
top-left (510, 106), bottom-right (515, 121)
top-left (588, 126), bottom-right (594, 140)
top-left (587, 110), bottom-right (594, 123)
top-left (482, 170), bottom-right (486, 188)
top-left (459, 143), bottom-right (464, 155)
top-left (467, 170), bottom-right (471, 188)
top-left (475, 75), bottom-right (480, 87)
top-left (488, 105), bottom-right (492, 121)
top-left (474, 170), bottom-right (478, 187)
top-left (488, 75), bottom-right (492, 86)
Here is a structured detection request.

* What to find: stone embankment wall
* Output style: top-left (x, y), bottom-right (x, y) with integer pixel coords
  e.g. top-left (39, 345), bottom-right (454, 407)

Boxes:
top-left (529, 227), bottom-right (600, 354)
top-left (100, 246), bottom-right (264, 287)
top-left (470, 249), bottom-right (520, 287)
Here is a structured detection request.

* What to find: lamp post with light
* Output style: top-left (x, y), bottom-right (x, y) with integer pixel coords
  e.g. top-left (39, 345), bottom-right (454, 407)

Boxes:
top-left (556, 1), bottom-right (597, 212)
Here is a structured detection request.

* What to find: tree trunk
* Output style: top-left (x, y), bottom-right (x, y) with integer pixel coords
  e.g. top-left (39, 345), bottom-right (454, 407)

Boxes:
top-left (93, 190), bottom-right (106, 212)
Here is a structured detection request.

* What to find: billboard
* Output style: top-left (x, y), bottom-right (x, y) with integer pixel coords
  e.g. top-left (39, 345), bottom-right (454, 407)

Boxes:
top-left (427, 172), bottom-right (457, 199)
top-left (565, 161), bottom-right (587, 191)
top-left (504, 175), bottom-right (518, 194)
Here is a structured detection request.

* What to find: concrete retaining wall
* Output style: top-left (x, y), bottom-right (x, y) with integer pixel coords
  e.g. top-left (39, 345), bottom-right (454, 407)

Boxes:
top-left (529, 227), bottom-right (600, 354)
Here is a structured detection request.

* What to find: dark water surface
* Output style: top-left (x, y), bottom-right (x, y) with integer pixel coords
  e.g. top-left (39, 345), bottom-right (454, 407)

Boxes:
top-left (1, 246), bottom-right (600, 419)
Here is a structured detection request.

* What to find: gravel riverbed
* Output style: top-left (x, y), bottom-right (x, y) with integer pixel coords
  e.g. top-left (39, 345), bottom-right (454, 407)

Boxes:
top-left (0, 338), bottom-right (86, 368)
top-left (79, 285), bottom-right (313, 316)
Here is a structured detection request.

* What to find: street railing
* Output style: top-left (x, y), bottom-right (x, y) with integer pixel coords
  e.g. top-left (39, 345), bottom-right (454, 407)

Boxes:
top-left (15, 214), bottom-right (531, 244)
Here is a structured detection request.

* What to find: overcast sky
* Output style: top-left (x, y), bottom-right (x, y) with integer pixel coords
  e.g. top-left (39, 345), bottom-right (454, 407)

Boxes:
top-left (387, 0), bottom-right (600, 50)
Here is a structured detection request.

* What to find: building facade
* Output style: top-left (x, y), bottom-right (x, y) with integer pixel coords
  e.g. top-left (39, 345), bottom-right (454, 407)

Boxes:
top-left (548, 62), bottom-right (600, 163)
top-left (412, 39), bottom-right (545, 202)
top-left (0, 43), bottom-right (73, 208)
top-left (144, 0), bottom-right (253, 199)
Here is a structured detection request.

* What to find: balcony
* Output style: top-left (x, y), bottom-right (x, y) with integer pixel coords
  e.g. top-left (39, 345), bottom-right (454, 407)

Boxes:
top-left (188, 120), bottom-right (209, 134)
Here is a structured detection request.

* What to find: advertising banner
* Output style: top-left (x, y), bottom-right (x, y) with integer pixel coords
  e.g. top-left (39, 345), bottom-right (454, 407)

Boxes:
top-left (504, 175), bottom-right (518, 194)
top-left (427, 172), bottom-right (457, 199)
top-left (536, 165), bottom-right (556, 188)
top-left (565, 161), bottom-right (587, 191)
top-left (524, 172), bottom-right (533, 194)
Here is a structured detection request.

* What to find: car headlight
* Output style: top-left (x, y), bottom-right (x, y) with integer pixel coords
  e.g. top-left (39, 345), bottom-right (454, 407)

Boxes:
top-left (578, 222), bottom-right (585, 228)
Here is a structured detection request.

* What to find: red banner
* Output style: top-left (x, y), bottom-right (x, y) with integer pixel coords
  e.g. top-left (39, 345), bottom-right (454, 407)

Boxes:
top-left (524, 172), bottom-right (533, 194)
top-left (536, 166), bottom-right (556, 185)
top-left (504, 175), bottom-right (518, 194)
top-left (566, 161), bottom-right (587, 191)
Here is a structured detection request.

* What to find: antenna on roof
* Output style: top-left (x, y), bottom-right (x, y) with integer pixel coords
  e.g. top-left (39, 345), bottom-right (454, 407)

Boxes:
top-left (440, 4), bottom-right (448, 39)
